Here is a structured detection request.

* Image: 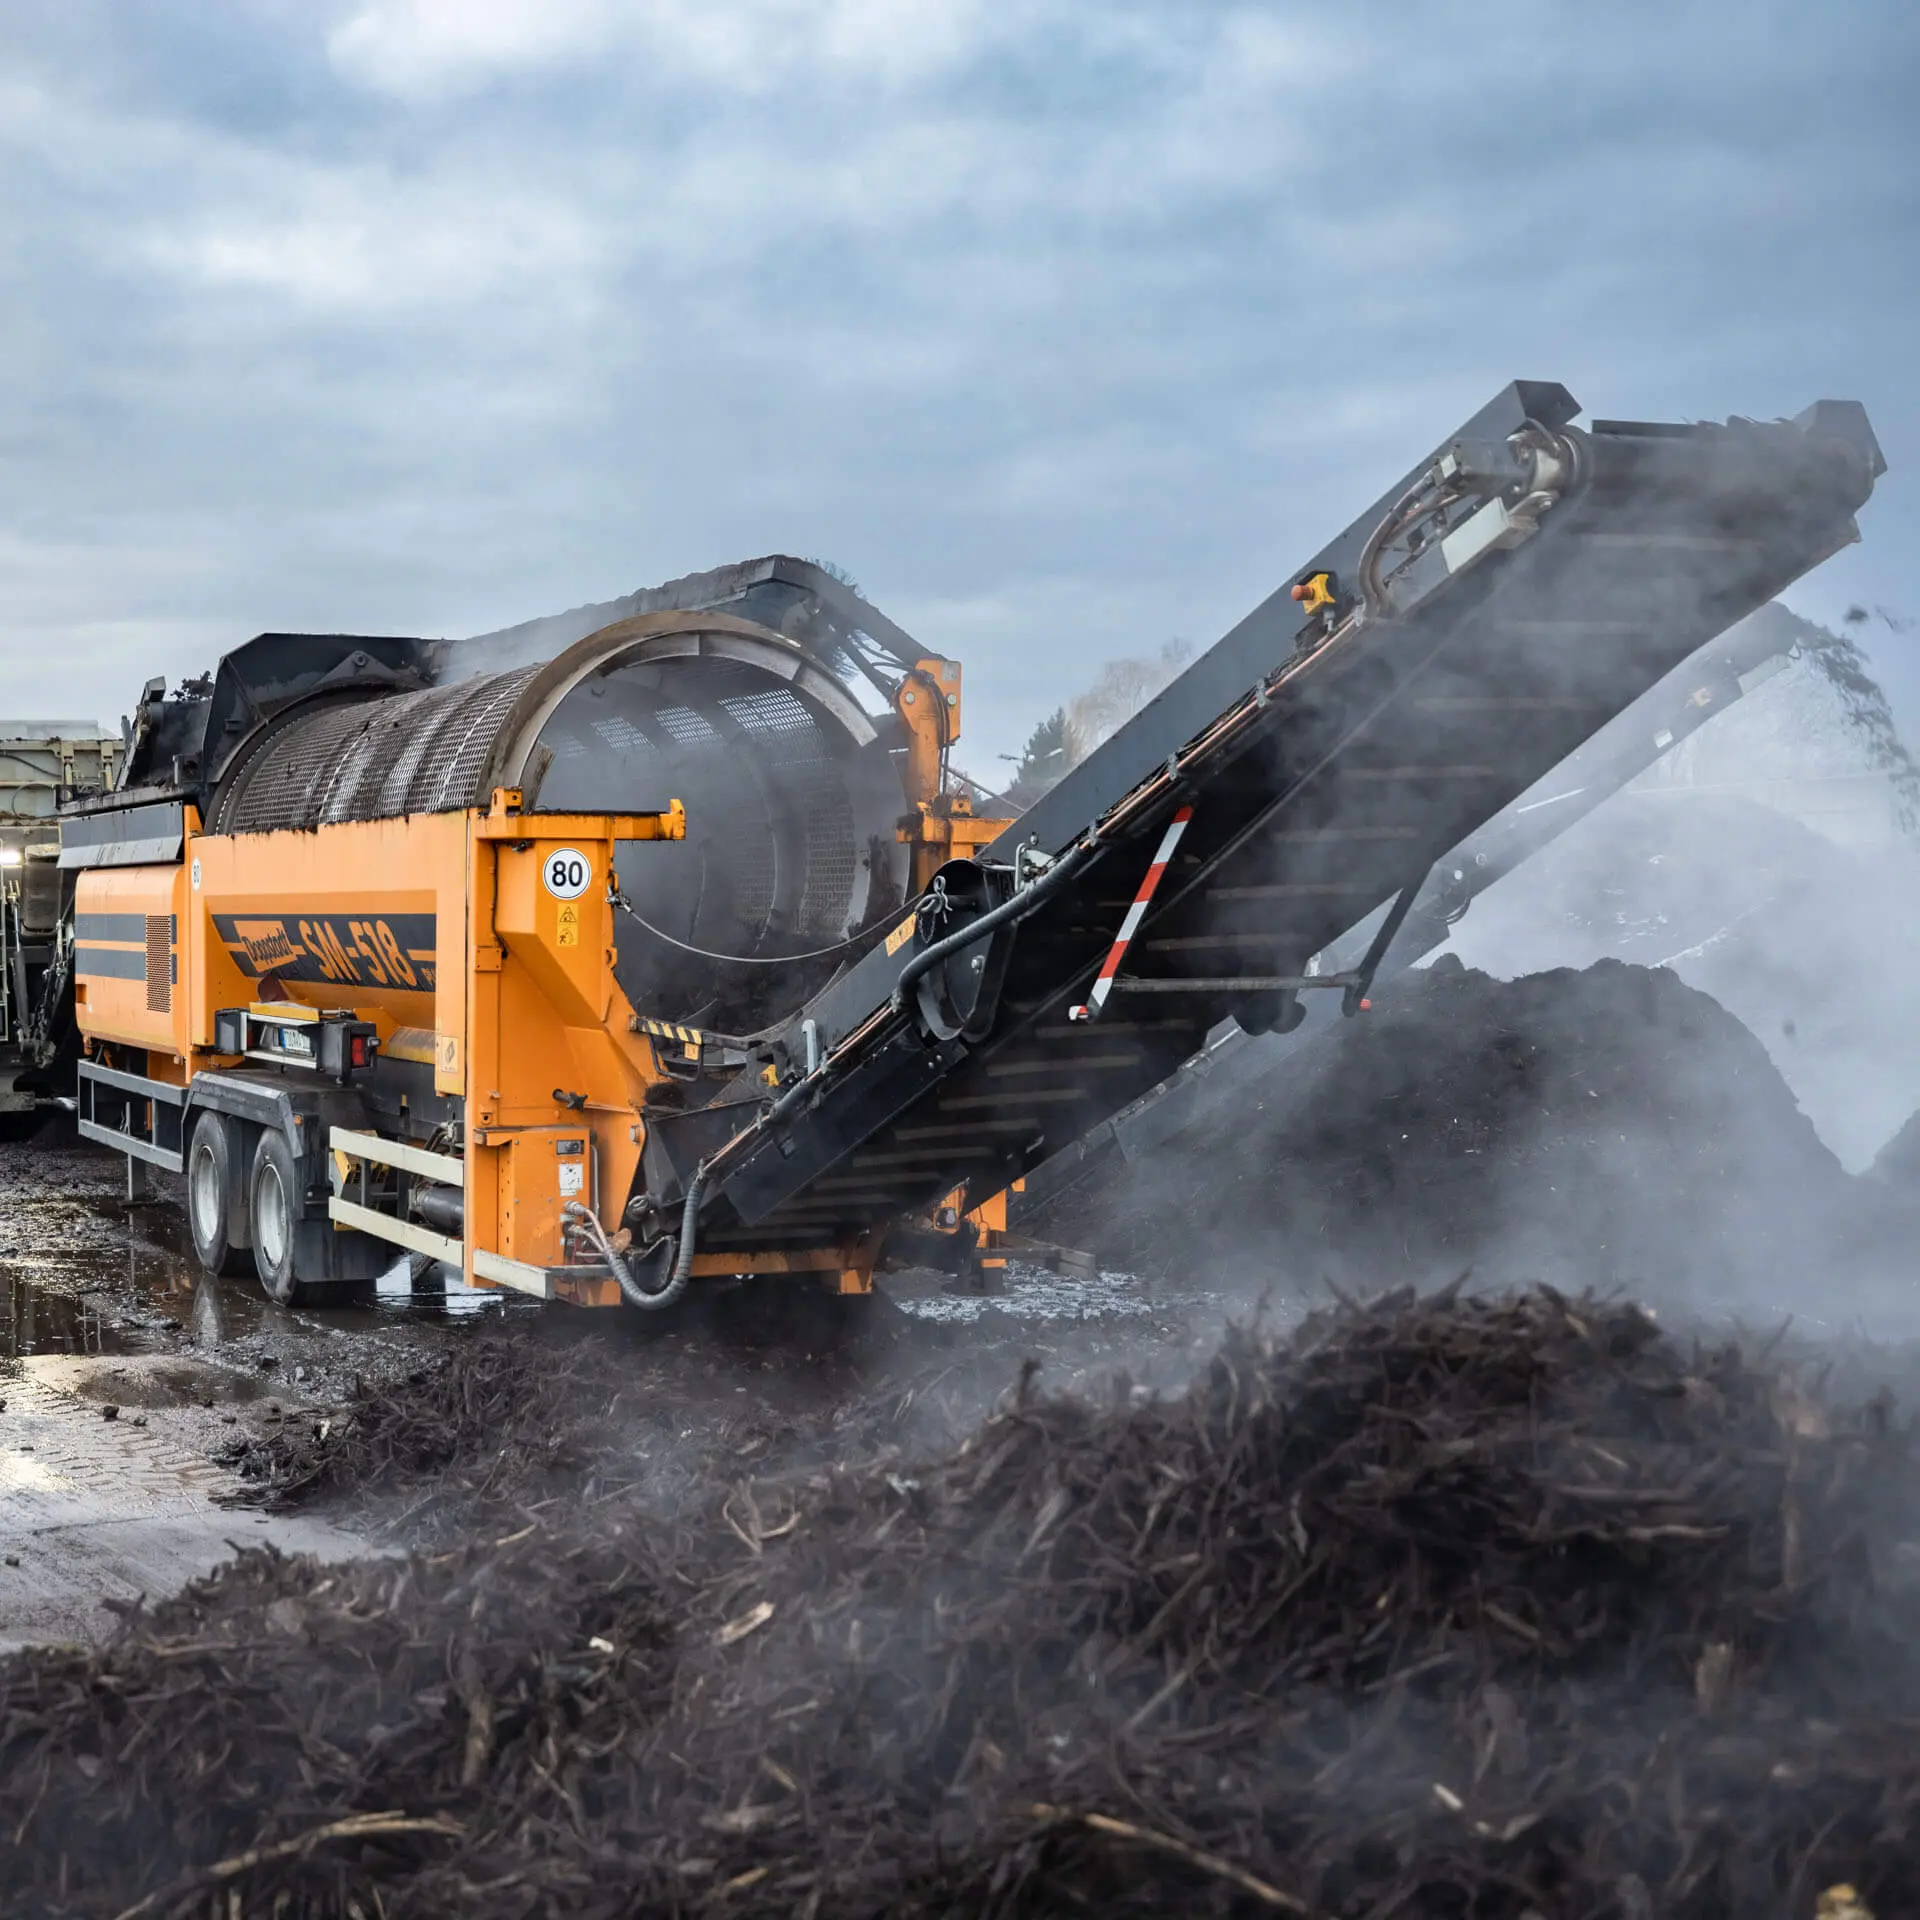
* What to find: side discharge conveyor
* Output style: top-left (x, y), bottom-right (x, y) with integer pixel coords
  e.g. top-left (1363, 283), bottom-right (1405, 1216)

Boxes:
top-left (1009, 598), bottom-right (1850, 1215)
top-left (641, 382), bottom-right (1884, 1282)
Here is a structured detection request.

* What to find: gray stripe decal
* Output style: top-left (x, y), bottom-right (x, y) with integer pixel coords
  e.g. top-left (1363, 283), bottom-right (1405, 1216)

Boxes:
top-left (74, 944), bottom-right (151, 982)
top-left (74, 912), bottom-right (151, 944)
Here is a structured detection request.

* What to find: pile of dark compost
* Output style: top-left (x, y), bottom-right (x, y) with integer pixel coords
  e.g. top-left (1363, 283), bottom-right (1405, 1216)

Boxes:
top-left (6, 1286), bottom-right (1919, 1917)
top-left (1032, 958), bottom-right (1860, 1303)
top-left (212, 1328), bottom-right (598, 1523)
top-left (1441, 789), bottom-right (1920, 1175)
top-left (212, 1283), bottom-right (937, 1537)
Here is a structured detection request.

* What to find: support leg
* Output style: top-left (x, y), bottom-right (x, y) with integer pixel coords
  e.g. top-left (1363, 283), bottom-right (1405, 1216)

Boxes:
top-left (1342, 869), bottom-right (1432, 1017)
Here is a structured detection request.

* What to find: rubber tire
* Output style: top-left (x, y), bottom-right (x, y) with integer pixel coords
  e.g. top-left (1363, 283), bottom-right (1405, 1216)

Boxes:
top-left (248, 1128), bottom-right (309, 1307)
top-left (407, 1252), bottom-right (452, 1295)
top-left (185, 1111), bottom-right (250, 1278)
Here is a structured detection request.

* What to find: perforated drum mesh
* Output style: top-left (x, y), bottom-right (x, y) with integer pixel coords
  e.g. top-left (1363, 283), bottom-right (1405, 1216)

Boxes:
top-left (533, 654), bottom-right (892, 1028)
top-left (210, 667), bottom-right (544, 835)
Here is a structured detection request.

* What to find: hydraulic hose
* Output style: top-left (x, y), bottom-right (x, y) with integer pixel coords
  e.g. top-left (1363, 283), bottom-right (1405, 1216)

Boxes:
top-left (1357, 423), bottom-right (1579, 618)
top-left (564, 1200), bottom-right (688, 1311)
top-left (890, 841), bottom-right (1095, 1015)
top-left (1357, 475), bottom-right (1449, 618)
top-left (665, 1075), bottom-right (803, 1288)
top-left (671, 1165), bottom-right (707, 1285)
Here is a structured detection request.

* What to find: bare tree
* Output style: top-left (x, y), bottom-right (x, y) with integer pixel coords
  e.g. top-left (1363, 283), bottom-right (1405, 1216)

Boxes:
top-left (1063, 639), bottom-right (1194, 765)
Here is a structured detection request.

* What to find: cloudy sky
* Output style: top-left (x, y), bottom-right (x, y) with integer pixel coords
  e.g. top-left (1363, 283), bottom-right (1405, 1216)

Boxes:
top-left (2, 0), bottom-right (1915, 765)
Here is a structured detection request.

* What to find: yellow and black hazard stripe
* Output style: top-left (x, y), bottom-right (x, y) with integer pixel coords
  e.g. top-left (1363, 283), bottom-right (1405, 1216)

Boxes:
top-left (636, 1016), bottom-right (705, 1062)
top-left (633, 1016), bottom-right (757, 1077)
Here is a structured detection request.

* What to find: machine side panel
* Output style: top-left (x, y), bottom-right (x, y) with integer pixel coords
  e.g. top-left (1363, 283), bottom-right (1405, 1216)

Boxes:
top-left (73, 864), bottom-right (188, 1057)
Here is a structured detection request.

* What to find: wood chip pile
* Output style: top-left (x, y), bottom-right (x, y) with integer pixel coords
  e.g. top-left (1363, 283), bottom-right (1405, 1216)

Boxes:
top-left (6, 1286), bottom-right (1918, 1917)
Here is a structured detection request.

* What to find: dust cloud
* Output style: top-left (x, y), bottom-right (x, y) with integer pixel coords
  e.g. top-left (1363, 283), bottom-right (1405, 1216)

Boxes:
top-left (1447, 611), bottom-right (1920, 1171)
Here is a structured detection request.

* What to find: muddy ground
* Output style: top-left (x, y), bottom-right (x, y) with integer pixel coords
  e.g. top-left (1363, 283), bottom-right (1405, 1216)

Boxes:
top-left (0, 1136), bottom-right (1253, 1656)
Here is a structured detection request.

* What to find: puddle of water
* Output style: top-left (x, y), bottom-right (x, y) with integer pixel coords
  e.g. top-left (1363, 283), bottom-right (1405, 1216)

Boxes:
top-left (0, 1243), bottom-right (201, 1359)
top-left (187, 1272), bottom-right (230, 1347)
top-left (1, 1271), bottom-right (129, 1357)
top-left (0, 1245), bottom-right (533, 1358)
top-left (370, 1257), bottom-right (514, 1320)
top-left (0, 1145), bottom-right (213, 1357)
top-left (0, 1146), bottom-right (548, 1360)
top-left (32, 1353), bottom-right (269, 1409)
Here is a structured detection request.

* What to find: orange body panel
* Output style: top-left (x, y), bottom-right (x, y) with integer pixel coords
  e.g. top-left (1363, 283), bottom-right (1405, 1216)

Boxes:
top-left (462, 800), bottom-right (665, 1289)
top-left (73, 862), bottom-right (190, 1057)
top-left (186, 811), bottom-right (466, 1085)
top-left (75, 798), bottom-right (673, 1290)
top-left (489, 1125), bottom-right (593, 1266)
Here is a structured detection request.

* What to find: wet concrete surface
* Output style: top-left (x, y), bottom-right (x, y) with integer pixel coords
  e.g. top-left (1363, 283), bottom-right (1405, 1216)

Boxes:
top-left (1, 1142), bottom-right (535, 1366)
top-left (0, 1144), bottom-right (430, 1649)
top-left (0, 1358), bottom-right (365, 1650)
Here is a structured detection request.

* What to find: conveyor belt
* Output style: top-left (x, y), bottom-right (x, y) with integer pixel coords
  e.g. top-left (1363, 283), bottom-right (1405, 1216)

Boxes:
top-left (638, 381), bottom-right (1884, 1259)
top-left (1009, 599), bottom-right (1828, 1216)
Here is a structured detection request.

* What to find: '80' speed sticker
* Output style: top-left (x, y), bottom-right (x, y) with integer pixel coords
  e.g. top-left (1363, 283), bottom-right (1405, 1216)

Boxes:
top-left (542, 848), bottom-right (593, 899)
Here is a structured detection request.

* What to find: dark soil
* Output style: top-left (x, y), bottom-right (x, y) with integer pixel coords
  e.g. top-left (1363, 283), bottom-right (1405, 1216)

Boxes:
top-left (1031, 958), bottom-right (1870, 1308)
top-left (5, 1286), bottom-right (1918, 1918)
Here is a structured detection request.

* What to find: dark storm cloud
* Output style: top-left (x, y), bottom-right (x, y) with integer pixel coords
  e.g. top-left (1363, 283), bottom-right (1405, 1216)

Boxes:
top-left (0, 0), bottom-right (1913, 761)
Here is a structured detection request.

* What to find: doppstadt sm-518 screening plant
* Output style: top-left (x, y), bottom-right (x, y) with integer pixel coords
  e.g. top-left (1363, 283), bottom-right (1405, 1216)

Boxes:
top-left (46, 384), bottom-right (1883, 1309)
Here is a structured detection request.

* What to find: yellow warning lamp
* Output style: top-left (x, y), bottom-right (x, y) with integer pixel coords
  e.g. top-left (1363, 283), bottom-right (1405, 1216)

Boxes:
top-left (1291, 571), bottom-right (1337, 614)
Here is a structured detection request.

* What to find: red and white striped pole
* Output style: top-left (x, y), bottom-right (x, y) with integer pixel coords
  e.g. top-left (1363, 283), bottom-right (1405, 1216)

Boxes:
top-left (1069, 805), bottom-right (1193, 1023)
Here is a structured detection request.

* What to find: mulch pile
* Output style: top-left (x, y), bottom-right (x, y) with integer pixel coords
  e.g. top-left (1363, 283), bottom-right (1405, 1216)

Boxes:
top-left (1032, 957), bottom-right (1860, 1302)
top-left (210, 1283), bottom-right (1008, 1542)
top-left (6, 1285), bottom-right (1919, 1917)
top-left (212, 1336), bottom-right (593, 1522)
